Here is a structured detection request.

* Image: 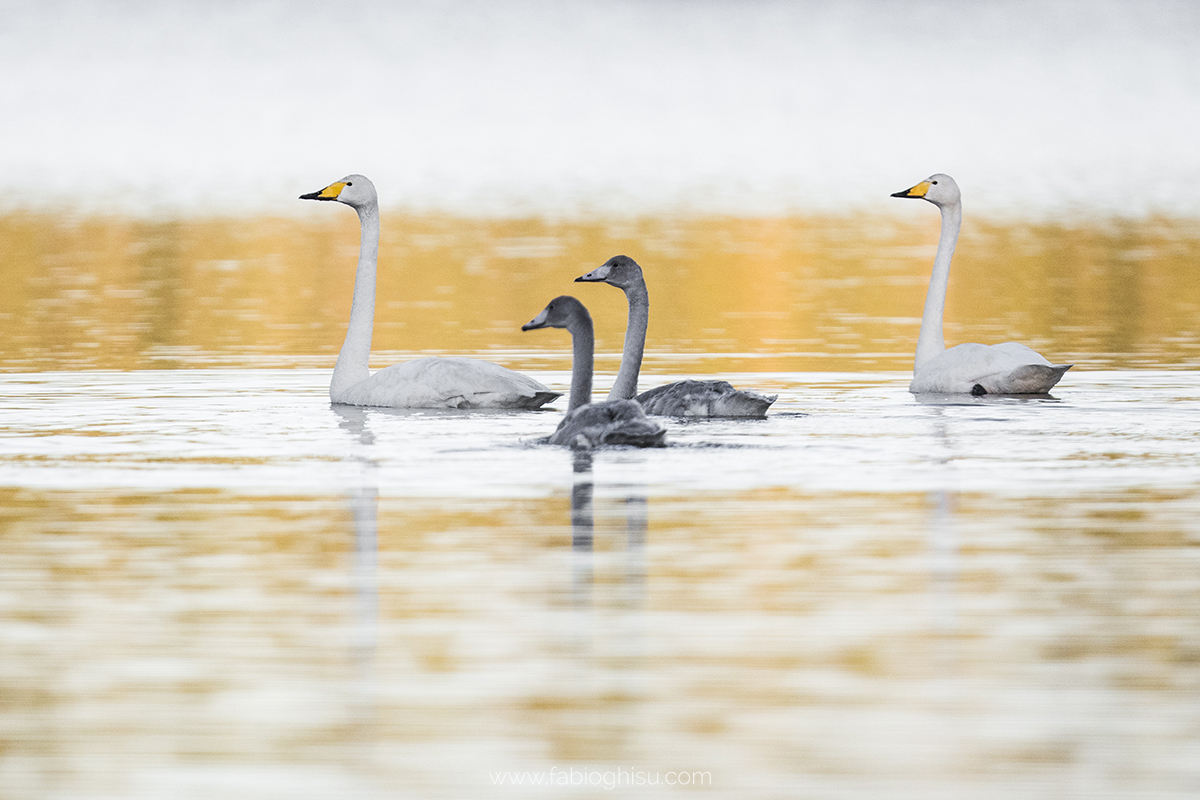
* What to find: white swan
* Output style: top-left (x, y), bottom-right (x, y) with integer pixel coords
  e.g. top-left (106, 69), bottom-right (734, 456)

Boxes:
top-left (575, 256), bottom-right (777, 417)
top-left (522, 296), bottom-right (667, 449)
top-left (891, 174), bottom-right (1072, 395)
top-left (301, 175), bottom-right (559, 409)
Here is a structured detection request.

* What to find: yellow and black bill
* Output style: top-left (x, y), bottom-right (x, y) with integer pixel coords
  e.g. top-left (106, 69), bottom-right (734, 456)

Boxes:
top-left (299, 181), bottom-right (347, 201)
top-left (891, 181), bottom-right (931, 199)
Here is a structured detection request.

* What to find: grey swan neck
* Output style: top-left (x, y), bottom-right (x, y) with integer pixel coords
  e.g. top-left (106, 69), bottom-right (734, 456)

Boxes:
top-left (608, 279), bottom-right (649, 401)
top-left (567, 312), bottom-right (595, 412)
top-left (915, 201), bottom-right (962, 373)
top-left (331, 202), bottom-right (380, 400)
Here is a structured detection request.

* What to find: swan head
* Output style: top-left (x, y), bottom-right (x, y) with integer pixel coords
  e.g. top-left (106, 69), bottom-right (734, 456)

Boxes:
top-left (300, 174), bottom-right (377, 210)
top-left (575, 255), bottom-right (644, 290)
top-left (891, 173), bottom-right (960, 208)
top-left (522, 295), bottom-right (590, 332)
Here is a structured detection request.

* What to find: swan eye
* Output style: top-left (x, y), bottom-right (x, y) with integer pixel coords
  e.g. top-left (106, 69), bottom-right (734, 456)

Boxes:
top-left (346, 181), bottom-right (354, 186)
top-left (931, 180), bottom-right (938, 185)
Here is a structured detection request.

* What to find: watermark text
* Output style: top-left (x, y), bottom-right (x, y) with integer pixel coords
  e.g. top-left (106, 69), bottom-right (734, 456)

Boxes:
top-left (489, 766), bottom-right (711, 790)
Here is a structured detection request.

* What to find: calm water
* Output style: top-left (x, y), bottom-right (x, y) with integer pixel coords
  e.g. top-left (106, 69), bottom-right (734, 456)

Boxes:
top-left (4, 2), bottom-right (1200, 796)
top-left (2, 207), bottom-right (1200, 798)
top-left (2, 366), bottom-right (1199, 799)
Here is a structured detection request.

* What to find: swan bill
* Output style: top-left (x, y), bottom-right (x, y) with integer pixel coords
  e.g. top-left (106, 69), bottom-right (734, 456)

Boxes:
top-left (521, 309), bottom-right (550, 331)
top-left (299, 181), bottom-right (347, 201)
top-left (574, 264), bottom-right (611, 283)
top-left (891, 181), bottom-right (931, 199)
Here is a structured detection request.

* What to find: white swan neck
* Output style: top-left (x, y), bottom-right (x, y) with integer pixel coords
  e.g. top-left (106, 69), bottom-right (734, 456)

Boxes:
top-left (607, 280), bottom-right (648, 401)
top-left (567, 312), bottom-right (595, 412)
top-left (331, 202), bottom-right (379, 399)
top-left (915, 201), bottom-right (961, 372)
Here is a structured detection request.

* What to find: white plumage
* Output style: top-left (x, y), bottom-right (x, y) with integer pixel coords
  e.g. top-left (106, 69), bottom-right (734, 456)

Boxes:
top-left (300, 174), bottom-right (559, 409)
top-left (892, 174), bottom-right (1071, 395)
top-left (331, 356), bottom-right (558, 409)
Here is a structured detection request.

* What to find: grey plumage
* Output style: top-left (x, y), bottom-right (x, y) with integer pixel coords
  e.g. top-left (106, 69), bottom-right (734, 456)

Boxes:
top-left (523, 295), bottom-right (667, 449)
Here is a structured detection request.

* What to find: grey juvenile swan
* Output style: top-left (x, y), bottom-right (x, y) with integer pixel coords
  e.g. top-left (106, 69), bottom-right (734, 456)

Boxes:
top-left (575, 255), bottom-right (777, 417)
top-left (301, 175), bottom-right (559, 409)
top-left (522, 296), bottom-right (667, 449)
top-left (892, 174), bottom-right (1071, 395)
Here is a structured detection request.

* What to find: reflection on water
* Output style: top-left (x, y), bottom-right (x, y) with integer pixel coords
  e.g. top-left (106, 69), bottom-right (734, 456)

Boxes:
top-left (1, 370), bottom-right (1199, 797)
top-left (2, 193), bottom-right (1200, 799)
top-left (2, 212), bottom-right (1199, 374)
top-left (334, 404), bottom-right (379, 662)
top-left (571, 452), bottom-right (595, 607)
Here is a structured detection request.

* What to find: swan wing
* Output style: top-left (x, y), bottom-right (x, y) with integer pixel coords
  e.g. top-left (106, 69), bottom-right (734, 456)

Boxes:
top-left (911, 343), bottom-right (1071, 394)
top-left (334, 356), bottom-right (560, 409)
top-left (635, 379), bottom-right (777, 418)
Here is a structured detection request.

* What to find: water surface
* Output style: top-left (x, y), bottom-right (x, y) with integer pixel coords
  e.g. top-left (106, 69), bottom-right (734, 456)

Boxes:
top-left (2, 368), bottom-right (1199, 798)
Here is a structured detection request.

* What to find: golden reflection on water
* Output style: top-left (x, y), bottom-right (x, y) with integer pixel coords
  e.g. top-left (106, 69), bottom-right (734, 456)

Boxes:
top-left (3, 484), bottom-right (1198, 795)
top-left (2, 211), bottom-right (1198, 373)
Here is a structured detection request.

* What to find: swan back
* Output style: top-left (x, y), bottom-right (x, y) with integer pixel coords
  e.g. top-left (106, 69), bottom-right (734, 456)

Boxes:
top-left (910, 343), bottom-right (1071, 394)
top-left (549, 399), bottom-right (667, 449)
top-left (635, 380), bottom-right (776, 418)
top-left (334, 356), bottom-right (561, 409)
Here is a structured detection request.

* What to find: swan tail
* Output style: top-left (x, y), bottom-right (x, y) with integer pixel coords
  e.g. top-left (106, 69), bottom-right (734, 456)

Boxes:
top-left (710, 391), bottom-right (777, 418)
top-left (993, 363), bottom-right (1072, 395)
top-left (515, 390), bottom-right (563, 409)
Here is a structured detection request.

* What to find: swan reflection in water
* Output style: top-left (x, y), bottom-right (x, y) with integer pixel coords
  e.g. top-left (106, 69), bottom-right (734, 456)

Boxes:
top-left (568, 451), bottom-right (648, 668)
top-left (571, 451), bottom-right (595, 603)
top-left (332, 404), bottom-right (381, 733)
top-left (925, 408), bottom-right (959, 641)
top-left (913, 392), bottom-right (1064, 407)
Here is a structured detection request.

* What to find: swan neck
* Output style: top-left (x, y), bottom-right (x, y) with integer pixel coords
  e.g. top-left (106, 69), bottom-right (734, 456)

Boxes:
top-left (607, 280), bottom-right (648, 401)
top-left (567, 313), bottom-right (595, 412)
top-left (915, 201), bottom-right (961, 372)
top-left (331, 203), bottom-right (379, 399)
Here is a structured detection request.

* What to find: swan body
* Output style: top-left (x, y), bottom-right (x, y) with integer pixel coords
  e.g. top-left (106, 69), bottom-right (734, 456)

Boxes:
top-left (330, 356), bottom-right (560, 409)
top-left (892, 174), bottom-right (1071, 395)
top-left (547, 400), bottom-right (667, 449)
top-left (634, 379), bottom-right (774, 417)
top-left (522, 296), bottom-right (667, 449)
top-left (301, 174), bottom-right (559, 409)
top-left (575, 255), bottom-right (777, 417)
